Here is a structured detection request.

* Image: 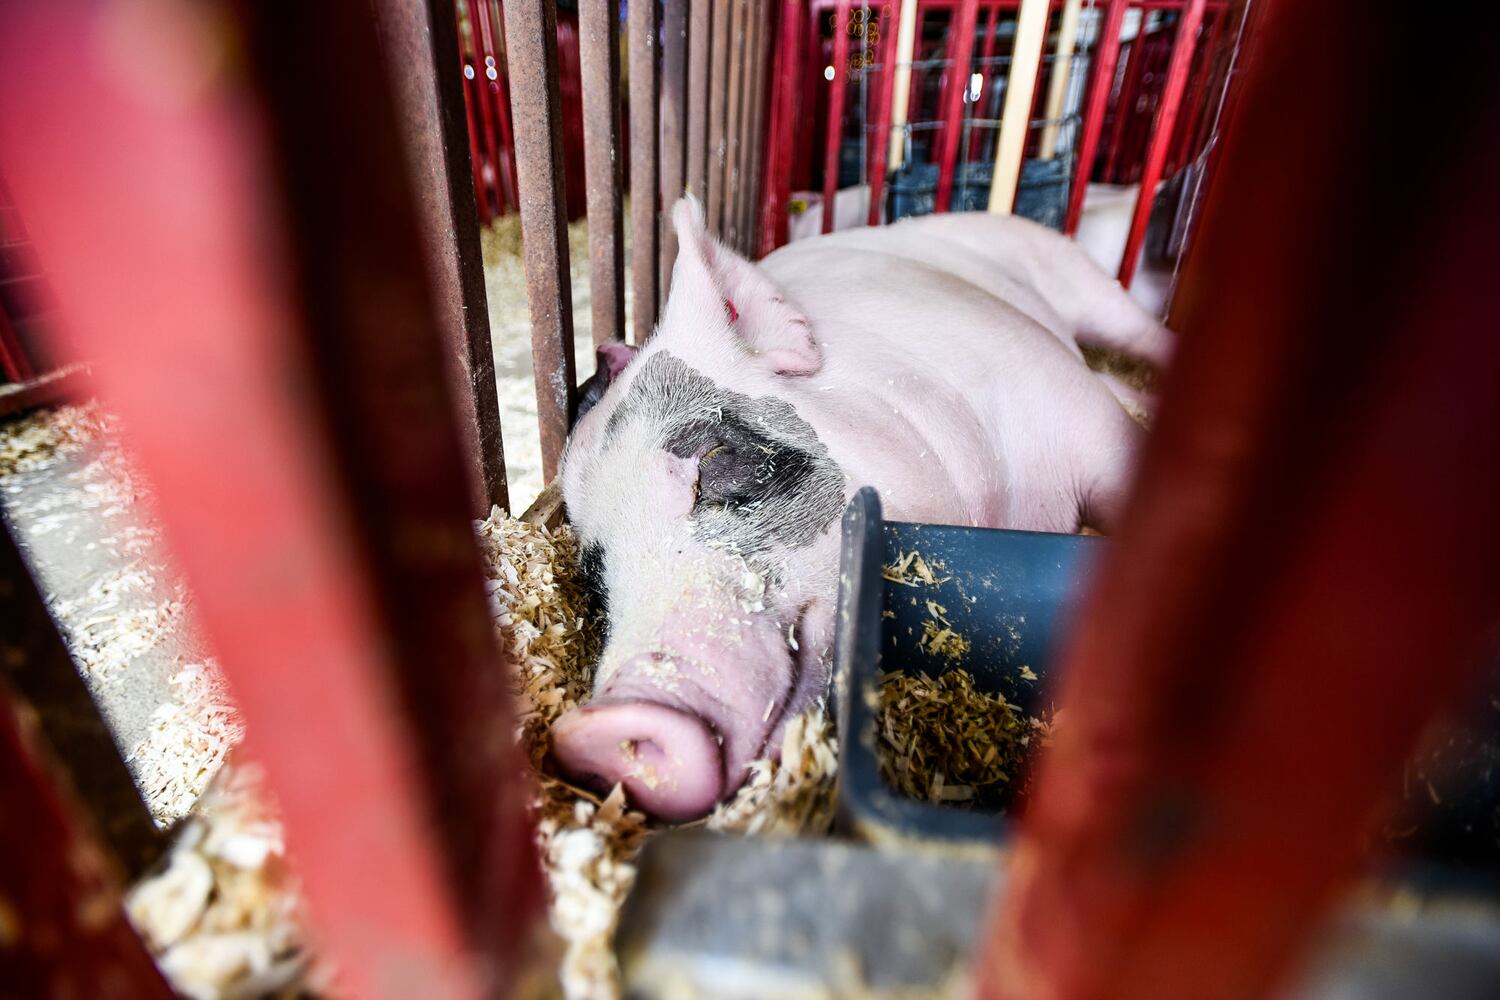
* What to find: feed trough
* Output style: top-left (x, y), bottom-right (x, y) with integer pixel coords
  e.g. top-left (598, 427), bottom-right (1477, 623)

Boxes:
top-left (832, 486), bottom-right (1102, 845)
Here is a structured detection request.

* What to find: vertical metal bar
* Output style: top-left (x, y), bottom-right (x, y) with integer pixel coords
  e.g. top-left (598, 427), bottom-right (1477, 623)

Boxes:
top-left (723, 0), bottom-right (747, 246)
top-left (467, 0), bottom-right (505, 217)
top-left (734, 1), bottom-right (762, 252)
top-left (795, 3), bottom-right (824, 191)
top-left (1039, 0), bottom-right (1084, 159)
top-left (887, 0), bottom-right (920, 170)
top-left (378, 0), bottom-right (511, 517)
top-left (660, 0), bottom-right (689, 293)
top-left (1117, 0), bottom-right (1203, 286)
top-left (686, 0), bottom-right (713, 201)
top-left (981, 0), bottom-right (1500, 993)
top-left (1062, 0), bottom-right (1128, 233)
top-left (487, 0), bottom-right (521, 213)
top-left (1169, 8), bottom-right (1224, 172)
top-left (866, 0), bottom-right (901, 225)
top-left (628, 0), bottom-right (660, 341)
top-left (742, 1), bottom-right (772, 253)
top-left (933, 0), bottom-right (979, 213)
top-left (706, 0), bottom-right (732, 234)
top-left (986, 0), bottom-right (1047, 212)
top-left (821, 0), bottom-right (853, 232)
top-left (768, 0), bottom-right (804, 251)
top-left (0, 2), bottom-right (542, 993)
top-left (506, 0), bottom-right (579, 474)
top-left (579, 0), bottom-right (626, 347)
top-left (457, 11), bottom-right (494, 223)
top-left (1101, 23), bottom-right (1148, 184)
top-left (0, 517), bottom-right (163, 878)
top-left (0, 671), bottom-right (174, 997)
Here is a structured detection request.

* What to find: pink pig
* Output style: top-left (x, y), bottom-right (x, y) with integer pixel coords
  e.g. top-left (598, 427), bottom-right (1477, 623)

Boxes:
top-left (550, 198), bottom-right (1170, 821)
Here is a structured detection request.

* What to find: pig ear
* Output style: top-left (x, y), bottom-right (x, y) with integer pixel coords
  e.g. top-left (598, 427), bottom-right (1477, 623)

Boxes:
top-left (670, 198), bottom-right (822, 376)
top-left (572, 340), bottom-right (639, 427)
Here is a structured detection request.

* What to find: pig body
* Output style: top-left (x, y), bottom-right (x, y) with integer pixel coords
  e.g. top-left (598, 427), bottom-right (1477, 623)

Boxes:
top-left (551, 200), bottom-right (1169, 820)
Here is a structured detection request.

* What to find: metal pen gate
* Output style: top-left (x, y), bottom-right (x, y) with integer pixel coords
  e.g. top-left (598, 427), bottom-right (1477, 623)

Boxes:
top-left (1, 0), bottom-right (1499, 997)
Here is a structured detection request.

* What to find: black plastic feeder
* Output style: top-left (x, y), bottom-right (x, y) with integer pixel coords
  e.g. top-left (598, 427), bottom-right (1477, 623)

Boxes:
top-left (832, 487), bottom-right (1102, 845)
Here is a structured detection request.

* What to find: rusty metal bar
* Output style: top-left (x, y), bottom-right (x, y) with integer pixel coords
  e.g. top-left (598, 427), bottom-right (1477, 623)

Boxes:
top-left (981, 0), bottom-right (1500, 993)
top-left (377, 0), bottom-right (509, 517)
top-left (1062, 0), bottom-right (1129, 234)
top-left (506, 0), bottom-right (579, 471)
top-left (579, 0), bottom-right (626, 347)
top-left (741, 1), bottom-right (771, 254)
top-left (722, 0), bottom-right (747, 247)
top-left (707, 0), bottom-right (732, 234)
top-left (0, 670), bottom-right (174, 997)
top-left (0, 1), bottom-right (542, 994)
top-left (1118, 0), bottom-right (1204, 286)
top-left (0, 514), bottom-right (163, 879)
top-left (660, 0), bottom-right (689, 295)
top-left (934, 0), bottom-right (980, 213)
top-left (731, 0), bottom-right (759, 253)
top-left (628, 0), bottom-right (660, 341)
top-left (686, 0), bottom-right (713, 202)
top-left (821, 0), bottom-right (853, 233)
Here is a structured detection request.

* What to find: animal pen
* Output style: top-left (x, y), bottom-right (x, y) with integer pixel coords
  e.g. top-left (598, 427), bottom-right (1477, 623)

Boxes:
top-left (1, 0), bottom-right (1499, 997)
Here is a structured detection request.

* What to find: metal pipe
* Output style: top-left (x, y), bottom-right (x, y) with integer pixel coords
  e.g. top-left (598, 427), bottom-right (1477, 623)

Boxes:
top-left (739, 3), bottom-right (769, 253)
top-left (887, 0), bottom-right (921, 170)
top-left (382, 0), bottom-right (511, 516)
top-left (486, 0), bottom-right (520, 212)
top-left (1039, 0), bottom-right (1084, 159)
top-left (579, 0), bottom-right (626, 346)
top-left (987, 0), bottom-right (1048, 212)
top-left (822, 0), bottom-right (854, 231)
top-left (1118, 0), bottom-right (1203, 286)
top-left (769, 0), bottom-right (804, 250)
top-left (455, 4), bottom-right (494, 220)
top-left (1101, 15), bottom-right (1150, 184)
top-left (933, 0), bottom-right (980, 213)
top-left (467, 0), bottom-right (506, 216)
top-left (723, 0), bottom-right (748, 246)
top-left (1062, 0), bottom-right (1128, 234)
top-left (629, 0), bottom-right (660, 341)
top-left (965, 3), bottom-right (1001, 163)
top-left (866, 0), bottom-right (901, 225)
top-left (660, 0), bottom-right (689, 293)
top-left (507, 0), bottom-right (580, 474)
top-left (981, 0), bottom-right (1500, 994)
top-left (707, 0), bottom-right (731, 234)
top-left (687, 0), bottom-right (713, 201)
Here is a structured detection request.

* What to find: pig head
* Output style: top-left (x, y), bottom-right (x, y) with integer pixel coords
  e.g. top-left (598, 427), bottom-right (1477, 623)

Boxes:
top-left (552, 199), bottom-right (845, 822)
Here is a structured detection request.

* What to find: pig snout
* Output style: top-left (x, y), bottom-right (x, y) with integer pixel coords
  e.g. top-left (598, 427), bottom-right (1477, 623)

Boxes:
top-left (549, 612), bottom-right (801, 821)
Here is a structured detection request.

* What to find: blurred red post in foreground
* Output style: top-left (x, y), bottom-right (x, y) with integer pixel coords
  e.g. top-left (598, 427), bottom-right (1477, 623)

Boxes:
top-left (0, 2), bottom-right (540, 996)
top-left (981, 0), bottom-right (1500, 998)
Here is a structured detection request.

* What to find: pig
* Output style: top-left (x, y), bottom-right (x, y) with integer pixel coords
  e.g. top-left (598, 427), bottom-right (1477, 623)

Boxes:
top-left (549, 197), bottom-right (1171, 821)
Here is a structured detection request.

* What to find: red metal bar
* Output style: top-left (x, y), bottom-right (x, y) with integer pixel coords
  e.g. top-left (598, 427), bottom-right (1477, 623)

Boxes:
top-left (0, 673), bottom-right (173, 996)
top-left (0, 2), bottom-right (542, 994)
top-left (487, 0), bottom-right (521, 213)
top-left (458, 28), bottom-right (493, 223)
top-left (0, 296), bottom-right (35, 382)
top-left (933, 0), bottom-right (980, 212)
top-left (469, 0), bottom-right (507, 214)
top-left (965, 2), bottom-right (1001, 162)
top-left (767, 0), bottom-right (804, 251)
top-left (795, 3), bottom-right (825, 191)
top-left (1118, 0), bottom-right (1203, 286)
top-left (866, 0), bottom-right (901, 226)
top-left (821, 0), bottom-right (853, 233)
top-left (629, 0), bottom-right (660, 340)
top-left (1169, 7), bottom-right (1225, 172)
top-left (1062, 0), bottom-right (1128, 234)
top-left (981, 0), bottom-right (1500, 995)
top-left (580, 0), bottom-right (627, 346)
top-left (1101, 29), bottom-right (1148, 182)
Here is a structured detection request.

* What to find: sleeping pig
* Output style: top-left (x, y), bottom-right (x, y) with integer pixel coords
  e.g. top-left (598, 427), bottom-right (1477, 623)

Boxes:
top-left (550, 197), bottom-right (1171, 820)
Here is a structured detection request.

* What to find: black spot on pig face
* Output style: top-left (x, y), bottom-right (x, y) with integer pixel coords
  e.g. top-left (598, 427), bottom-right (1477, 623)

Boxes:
top-left (577, 541), bottom-right (610, 644)
top-left (598, 352), bottom-right (846, 564)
